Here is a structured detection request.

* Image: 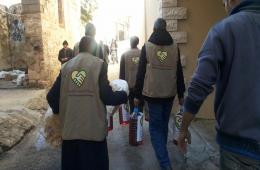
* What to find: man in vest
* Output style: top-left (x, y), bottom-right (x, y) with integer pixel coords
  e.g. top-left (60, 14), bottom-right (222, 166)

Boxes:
top-left (73, 23), bottom-right (104, 63)
top-left (134, 18), bottom-right (185, 170)
top-left (47, 36), bottom-right (128, 170)
top-left (120, 36), bottom-right (144, 113)
top-left (178, 0), bottom-right (260, 169)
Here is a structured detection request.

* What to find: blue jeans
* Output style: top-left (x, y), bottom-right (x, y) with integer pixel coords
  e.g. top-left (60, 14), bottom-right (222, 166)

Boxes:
top-left (148, 101), bottom-right (173, 169)
top-left (220, 148), bottom-right (260, 170)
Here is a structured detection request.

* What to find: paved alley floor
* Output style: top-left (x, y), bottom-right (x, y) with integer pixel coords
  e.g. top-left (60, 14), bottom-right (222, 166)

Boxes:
top-left (0, 62), bottom-right (219, 170)
top-left (0, 114), bottom-right (219, 170)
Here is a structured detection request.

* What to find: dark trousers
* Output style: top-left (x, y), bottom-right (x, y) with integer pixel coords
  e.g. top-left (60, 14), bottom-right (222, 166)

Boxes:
top-left (128, 91), bottom-right (144, 113)
top-left (220, 148), bottom-right (260, 170)
top-left (148, 100), bottom-right (173, 169)
top-left (62, 139), bottom-right (109, 170)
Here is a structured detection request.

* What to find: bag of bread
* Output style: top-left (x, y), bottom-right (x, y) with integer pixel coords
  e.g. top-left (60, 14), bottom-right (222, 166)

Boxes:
top-left (44, 107), bottom-right (62, 147)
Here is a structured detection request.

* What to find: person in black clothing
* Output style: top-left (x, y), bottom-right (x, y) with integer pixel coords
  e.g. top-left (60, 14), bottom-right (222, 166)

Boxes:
top-left (134, 18), bottom-right (185, 170)
top-left (47, 36), bottom-right (127, 170)
top-left (110, 39), bottom-right (118, 64)
top-left (100, 40), bottom-right (110, 64)
top-left (58, 40), bottom-right (74, 64)
top-left (73, 23), bottom-right (104, 63)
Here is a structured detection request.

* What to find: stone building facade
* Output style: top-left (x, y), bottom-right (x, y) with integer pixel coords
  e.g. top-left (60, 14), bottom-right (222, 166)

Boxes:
top-left (22, 0), bottom-right (81, 88)
top-left (0, 0), bottom-right (81, 87)
top-left (145, 0), bottom-right (226, 118)
top-left (1, 0), bottom-right (226, 118)
top-left (0, 5), bottom-right (11, 70)
top-left (0, 4), bottom-right (26, 70)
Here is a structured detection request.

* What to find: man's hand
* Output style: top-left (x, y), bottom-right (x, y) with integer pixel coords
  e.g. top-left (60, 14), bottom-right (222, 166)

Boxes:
top-left (177, 111), bottom-right (195, 154)
top-left (177, 129), bottom-right (191, 154)
top-left (179, 98), bottom-right (184, 105)
top-left (134, 98), bottom-right (140, 107)
top-left (62, 57), bottom-right (68, 62)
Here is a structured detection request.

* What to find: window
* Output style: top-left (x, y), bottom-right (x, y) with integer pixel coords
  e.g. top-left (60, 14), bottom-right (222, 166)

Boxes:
top-left (118, 30), bottom-right (125, 41)
top-left (58, 0), bottom-right (65, 27)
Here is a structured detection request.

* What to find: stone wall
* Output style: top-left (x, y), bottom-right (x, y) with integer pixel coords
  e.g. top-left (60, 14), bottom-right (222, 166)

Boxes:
top-left (0, 5), bottom-right (10, 70)
top-left (40, 0), bottom-right (80, 87)
top-left (145, 0), bottom-right (188, 60)
top-left (145, 0), bottom-right (162, 39)
top-left (0, 4), bottom-right (27, 71)
top-left (8, 4), bottom-right (26, 70)
top-left (21, 0), bottom-right (81, 88)
top-left (22, 0), bottom-right (44, 87)
top-left (162, 0), bottom-right (188, 45)
top-left (177, 0), bottom-right (226, 119)
top-left (157, 0), bottom-right (226, 118)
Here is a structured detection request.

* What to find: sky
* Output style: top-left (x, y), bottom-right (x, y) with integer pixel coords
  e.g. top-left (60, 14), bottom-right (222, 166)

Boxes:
top-left (0, 0), bottom-right (21, 7)
top-left (93, 0), bottom-right (144, 43)
top-left (0, 0), bottom-right (145, 44)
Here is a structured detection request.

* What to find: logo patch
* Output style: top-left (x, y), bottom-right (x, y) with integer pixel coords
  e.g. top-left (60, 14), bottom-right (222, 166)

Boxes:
top-left (157, 50), bottom-right (168, 63)
top-left (71, 70), bottom-right (87, 87)
top-left (132, 57), bottom-right (139, 64)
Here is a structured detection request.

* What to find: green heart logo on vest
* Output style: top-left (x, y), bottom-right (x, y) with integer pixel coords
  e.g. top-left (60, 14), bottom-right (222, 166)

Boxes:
top-left (157, 50), bottom-right (168, 63)
top-left (71, 70), bottom-right (87, 87)
top-left (132, 57), bottom-right (140, 64)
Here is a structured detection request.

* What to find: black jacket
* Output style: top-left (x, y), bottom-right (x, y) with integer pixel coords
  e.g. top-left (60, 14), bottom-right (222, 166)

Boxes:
top-left (58, 48), bottom-right (74, 64)
top-left (47, 59), bottom-right (127, 114)
top-left (134, 30), bottom-right (185, 103)
top-left (73, 40), bottom-right (104, 62)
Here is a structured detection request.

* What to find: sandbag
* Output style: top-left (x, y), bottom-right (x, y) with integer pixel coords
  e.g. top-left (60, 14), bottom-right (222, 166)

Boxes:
top-left (44, 107), bottom-right (62, 147)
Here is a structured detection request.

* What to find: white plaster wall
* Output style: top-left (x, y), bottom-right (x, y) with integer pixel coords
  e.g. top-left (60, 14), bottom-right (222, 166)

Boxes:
top-left (145, 0), bottom-right (161, 40)
top-left (128, 0), bottom-right (146, 48)
top-left (64, 0), bottom-right (81, 45)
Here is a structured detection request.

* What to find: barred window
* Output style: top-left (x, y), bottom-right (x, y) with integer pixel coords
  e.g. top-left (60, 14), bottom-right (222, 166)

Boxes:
top-left (58, 0), bottom-right (65, 27)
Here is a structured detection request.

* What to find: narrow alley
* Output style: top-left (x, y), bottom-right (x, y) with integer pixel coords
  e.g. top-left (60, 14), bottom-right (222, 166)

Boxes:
top-left (0, 0), bottom-right (239, 170)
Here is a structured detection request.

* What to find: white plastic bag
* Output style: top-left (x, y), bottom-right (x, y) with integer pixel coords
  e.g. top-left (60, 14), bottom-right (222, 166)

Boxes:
top-left (136, 112), bottom-right (144, 142)
top-left (129, 108), bottom-right (144, 145)
top-left (0, 71), bottom-right (8, 79)
top-left (110, 79), bottom-right (129, 96)
top-left (16, 74), bottom-right (25, 86)
top-left (107, 106), bottom-right (114, 131)
top-left (119, 104), bottom-right (130, 125)
top-left (106, 79), bottom-right (130, 129)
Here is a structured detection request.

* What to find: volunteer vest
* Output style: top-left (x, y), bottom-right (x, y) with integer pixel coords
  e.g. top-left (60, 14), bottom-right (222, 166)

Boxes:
top-left (124, 49), bottom-right (141, 89)
top-left (143, 42), bottom-right (178, 98)
top-left (59, 52), bottom-right (107, 141)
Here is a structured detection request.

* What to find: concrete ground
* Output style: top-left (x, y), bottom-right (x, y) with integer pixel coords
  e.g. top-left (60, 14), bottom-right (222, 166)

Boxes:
top-left (0, 89), bottom-right (47, 110)
top-left (0, 89), bottom-right (47, 154)
top-left (0, 111), bottom-right (219, 170)
top-left (0, 80), bottom-right (20, 89)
